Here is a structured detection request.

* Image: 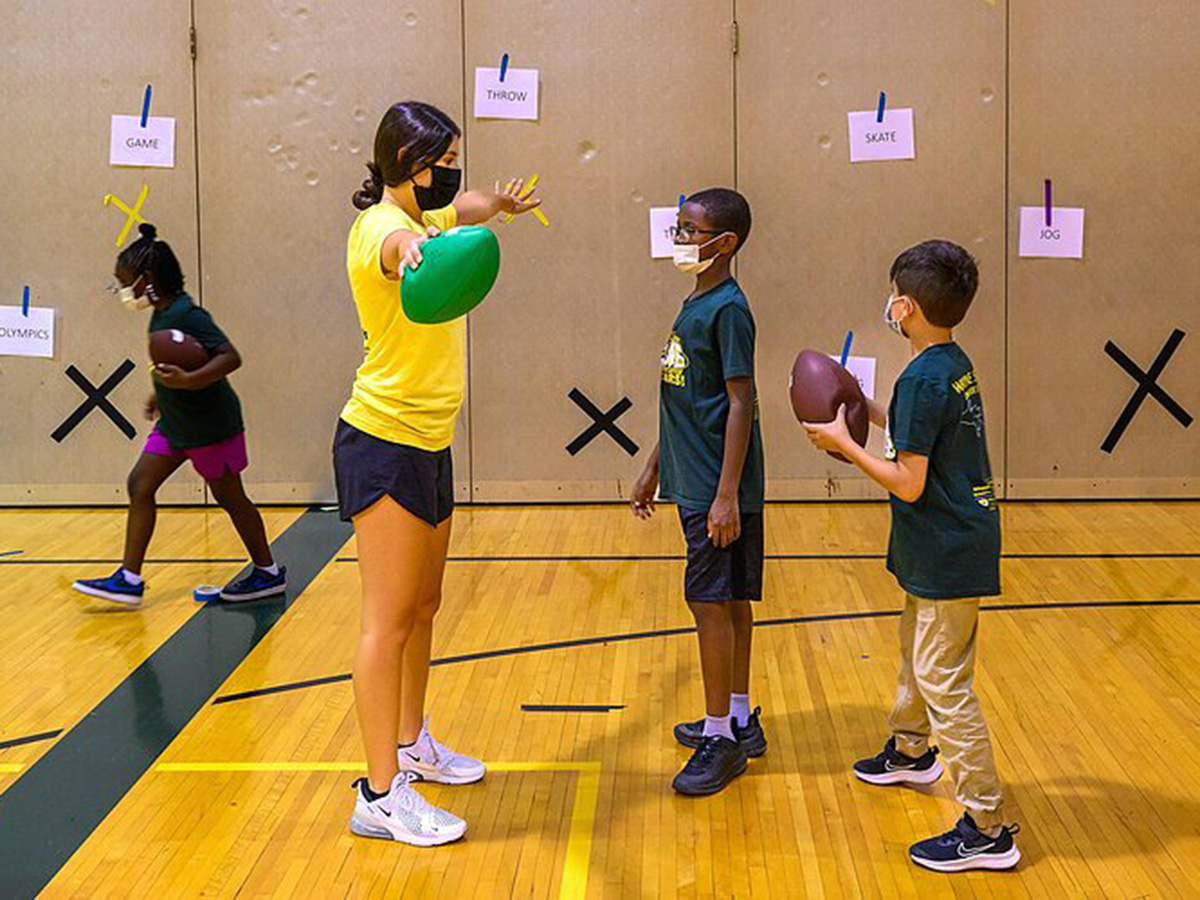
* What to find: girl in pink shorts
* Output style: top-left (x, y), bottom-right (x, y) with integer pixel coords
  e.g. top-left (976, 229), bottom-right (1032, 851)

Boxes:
top-left (73, 224), bottom-right (286, 607)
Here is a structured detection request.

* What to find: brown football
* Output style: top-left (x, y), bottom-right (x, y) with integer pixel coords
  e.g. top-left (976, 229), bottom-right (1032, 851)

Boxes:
top-left (149, 328), bottom-right (209, 372)
top-left (789, 349), bottom-right (870, 464)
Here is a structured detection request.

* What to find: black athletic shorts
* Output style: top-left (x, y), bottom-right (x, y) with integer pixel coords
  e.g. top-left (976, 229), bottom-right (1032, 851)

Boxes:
top-left (678, 506), bottom-right (764, 602)
top-left (333, 419), bottom-right (454, 526)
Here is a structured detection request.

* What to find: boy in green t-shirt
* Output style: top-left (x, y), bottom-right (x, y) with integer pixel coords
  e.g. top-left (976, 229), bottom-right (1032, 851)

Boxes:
top-left (631, 188), bottom-right (766, 797)
top-left (803, 240), bottom-right (1020, 872)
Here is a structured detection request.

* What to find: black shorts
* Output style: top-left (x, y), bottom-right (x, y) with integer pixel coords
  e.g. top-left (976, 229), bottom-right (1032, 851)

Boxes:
top-left (332, 419), bottom-right (454, 526)
top-left (678, 506), bottom-right (764, 602)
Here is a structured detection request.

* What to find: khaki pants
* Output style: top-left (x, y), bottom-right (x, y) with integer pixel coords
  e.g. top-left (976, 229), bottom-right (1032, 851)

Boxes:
top-left (889, 594), bottom-right (1005, 831)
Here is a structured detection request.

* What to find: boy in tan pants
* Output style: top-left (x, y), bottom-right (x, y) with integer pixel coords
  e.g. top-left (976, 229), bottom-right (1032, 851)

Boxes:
top-left (803, 240), bottom-right (1019, 872)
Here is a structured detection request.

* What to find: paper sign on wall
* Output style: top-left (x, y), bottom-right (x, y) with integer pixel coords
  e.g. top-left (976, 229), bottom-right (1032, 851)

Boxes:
top-left (829, 354), bottom-right (877, 399)
top-left (649, 207), bottom-right (679, 259)
top-left (1018, 207), bottom-right (1085, 258)
top-left (474, 67), bottom-right (540, 120)
top-left (847, 109), bottom-right (916, 163)
top-left (110, 115), bottom-right (176, 168)
top-left (0, 306), bottom-right (55, 358)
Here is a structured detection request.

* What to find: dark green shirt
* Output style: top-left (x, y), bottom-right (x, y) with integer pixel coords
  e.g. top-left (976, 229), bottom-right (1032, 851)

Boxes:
top-left (658, 278), bottom-right (764, 512)
top-left (885, 342), bottom-right (1000, 599)
top-left (148, 294), bottom-right (243, 448)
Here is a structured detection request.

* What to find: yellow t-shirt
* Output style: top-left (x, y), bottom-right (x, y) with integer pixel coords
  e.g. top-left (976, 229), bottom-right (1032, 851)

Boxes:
top-left (340, 202), bottom-right (464, 451)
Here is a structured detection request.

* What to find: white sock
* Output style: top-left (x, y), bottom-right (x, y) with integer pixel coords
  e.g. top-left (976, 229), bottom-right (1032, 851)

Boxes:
top-left (259, 562), bottom-right (279, 576)
top-left (122, 568), bottom-right (144, 585)
top-left (731, 693), bottom-right (751, 727)
top-left (702, 715), bottom-right (735, 741)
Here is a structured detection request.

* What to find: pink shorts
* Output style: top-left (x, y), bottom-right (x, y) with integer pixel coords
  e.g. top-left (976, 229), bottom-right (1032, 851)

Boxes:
top-left (144, 427), bottom-right (248, 481)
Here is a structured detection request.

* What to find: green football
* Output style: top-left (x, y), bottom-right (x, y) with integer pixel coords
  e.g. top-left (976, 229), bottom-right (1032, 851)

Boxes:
top-left (401, 226), bottom-right (502, 325)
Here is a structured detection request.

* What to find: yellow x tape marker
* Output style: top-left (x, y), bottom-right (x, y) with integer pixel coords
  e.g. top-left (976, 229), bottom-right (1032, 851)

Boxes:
top-left (104, 184), bottom-right (150, 248)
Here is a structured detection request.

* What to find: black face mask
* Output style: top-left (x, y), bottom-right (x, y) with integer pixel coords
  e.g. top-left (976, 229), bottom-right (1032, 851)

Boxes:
top-left (413, 165), bottom-right (462, 211)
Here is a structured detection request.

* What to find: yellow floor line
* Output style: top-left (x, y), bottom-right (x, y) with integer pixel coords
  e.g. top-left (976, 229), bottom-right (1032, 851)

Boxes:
top-left (0, 763), bottom-right (25, 774)
top-left (156, 760), bottom-right (601, 899)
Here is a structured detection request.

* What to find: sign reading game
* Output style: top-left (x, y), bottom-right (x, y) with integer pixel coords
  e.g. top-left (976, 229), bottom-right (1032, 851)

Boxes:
top-left (110, 115), bottom-right (176, 168)
top-left (0, 305), bottom-right (55, 358)
top-left (847, 108), bottom-right (916, 163)
top-left (474, 67), bottom-right (540, 120)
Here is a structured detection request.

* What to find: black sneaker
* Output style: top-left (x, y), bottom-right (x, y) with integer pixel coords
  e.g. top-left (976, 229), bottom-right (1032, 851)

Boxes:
top-left (853, 737), bottom-right (944, 786)
top-left (674, 707), bottom-right (768, 758)
top-left (672, 735), bottom-right (748, 796)
top-left (220, 566), bottom-right (288, 602)
top-left (910, 813), bottom-right (1021, 872)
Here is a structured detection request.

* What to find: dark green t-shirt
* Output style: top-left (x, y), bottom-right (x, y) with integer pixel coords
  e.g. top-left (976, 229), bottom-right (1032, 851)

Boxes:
top-left (148, 295), bottom-right (244, 448)
top-left (885, 342), bottom-right (1000, 599)
top-left (658, 278), bottom-right (765, 512)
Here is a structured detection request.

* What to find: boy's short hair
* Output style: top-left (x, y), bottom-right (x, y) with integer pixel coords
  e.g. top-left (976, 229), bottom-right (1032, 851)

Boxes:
top-left (688, 188), bottom-right (752, 254)
top-left (889, 240), bottom-right (979, 328)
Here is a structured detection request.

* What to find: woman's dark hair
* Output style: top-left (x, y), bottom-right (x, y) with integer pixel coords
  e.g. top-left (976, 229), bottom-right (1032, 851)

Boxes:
top-left (351, 101), bottom-right (461, 210)
top-left (117, 223), bottom-right (185, 297)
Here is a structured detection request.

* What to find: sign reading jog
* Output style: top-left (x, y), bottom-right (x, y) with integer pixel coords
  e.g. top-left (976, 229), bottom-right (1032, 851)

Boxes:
top-left (474, 65), bottom-right (540, 120)
top-left (0, 305), bottom-right (55, 358)
top-left (1018, 182), bottom-right (1085, 258)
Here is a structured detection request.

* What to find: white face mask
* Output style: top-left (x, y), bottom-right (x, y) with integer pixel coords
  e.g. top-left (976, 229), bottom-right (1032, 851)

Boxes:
top-left (672, 235), bottom-right (725, 275)
top-left (118, 285), bottom-right (152, 312)
top-left (883, 293), bottom-right (911, 337)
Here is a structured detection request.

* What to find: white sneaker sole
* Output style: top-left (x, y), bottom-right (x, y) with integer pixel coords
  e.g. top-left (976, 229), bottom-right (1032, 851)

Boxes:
top-left (398, 758), bottom-right (487, 785)
top-left (218, 583), bottom-right (287, 602)
top-left (911, 844), bottom-right (1020, 872)
top-left (854, 759), bottom-right (944, 786)
top-left (72, 583), bottom-right (143, 607)
top-left (349, 811), bottom-right (466, 846)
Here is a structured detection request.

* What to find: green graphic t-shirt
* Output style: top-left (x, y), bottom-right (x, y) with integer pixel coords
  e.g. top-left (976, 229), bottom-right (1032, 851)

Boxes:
top-left (148, 294), bottom-right (244, 448)
top-left (885, 342), bottom-right (1000, 599)
top-left (658, 278), bottom-right (764, 512)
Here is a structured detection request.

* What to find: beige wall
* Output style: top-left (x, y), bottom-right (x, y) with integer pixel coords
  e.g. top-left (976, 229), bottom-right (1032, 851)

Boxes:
top-left (1006, 0), bottom-right (1200, 498)
top-left (0, 2), bottom-right (202, 503)
top-left (1, 1), bottom-right (1197, 504)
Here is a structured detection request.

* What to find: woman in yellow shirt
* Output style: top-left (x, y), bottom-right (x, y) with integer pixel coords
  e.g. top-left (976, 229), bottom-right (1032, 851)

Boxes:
top-left (336, 101), bottom-right (541, 846)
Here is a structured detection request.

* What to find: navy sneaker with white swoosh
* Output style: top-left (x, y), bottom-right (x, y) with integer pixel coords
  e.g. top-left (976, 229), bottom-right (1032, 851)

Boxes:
top-left (909, 813), bottom-right (1021, 872)
top-left (853, 736), bottom-right (943, 785)
top-left (72, 568), bottom-right (145, 606)
top-left (220, 566), bottom-right (287, 602)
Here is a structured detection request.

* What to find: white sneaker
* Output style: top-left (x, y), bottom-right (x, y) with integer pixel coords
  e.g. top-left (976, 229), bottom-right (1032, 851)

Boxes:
top-left (397, 720), bottom-right (487, 785)
top-left (349, 772), bottom-right (466, 846)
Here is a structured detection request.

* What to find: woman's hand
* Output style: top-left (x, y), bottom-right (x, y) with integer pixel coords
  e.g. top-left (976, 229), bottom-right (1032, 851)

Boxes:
top-left (494, 177), bottom-right (542, 217)
top-left (400, 226), bottom-right (442, 274)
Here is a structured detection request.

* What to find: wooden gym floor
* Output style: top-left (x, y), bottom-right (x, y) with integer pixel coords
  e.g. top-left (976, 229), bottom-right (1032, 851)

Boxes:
top-left (2, 501), bottom-right (1200, 898)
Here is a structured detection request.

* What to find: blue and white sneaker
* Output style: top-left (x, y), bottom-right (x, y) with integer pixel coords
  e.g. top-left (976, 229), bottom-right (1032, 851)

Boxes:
top-left (72, 569), bottom-right (145, 607)
top-left (220, 566), bottom-right (287, 602)
top-left (853, 737), bottom-right (944, 786)
top-left (910, 813), bottom-right (1021, 872)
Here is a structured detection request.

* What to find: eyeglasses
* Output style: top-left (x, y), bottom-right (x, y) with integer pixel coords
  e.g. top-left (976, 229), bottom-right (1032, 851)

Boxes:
top-left (668, 223), bottom-right (725, 242)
